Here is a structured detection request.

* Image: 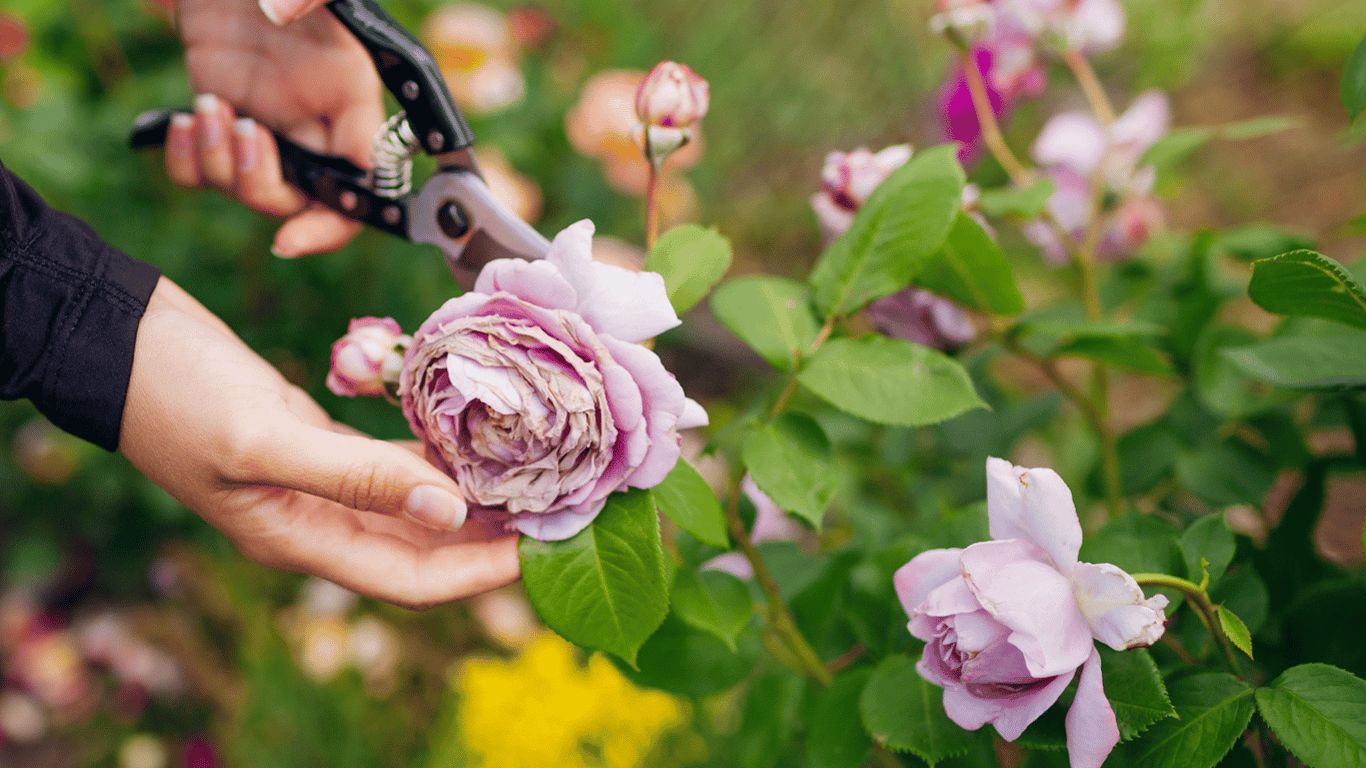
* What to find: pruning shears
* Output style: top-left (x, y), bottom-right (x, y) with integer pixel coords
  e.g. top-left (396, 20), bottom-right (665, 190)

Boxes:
top-left (129, 0), bottom-right (550, 288)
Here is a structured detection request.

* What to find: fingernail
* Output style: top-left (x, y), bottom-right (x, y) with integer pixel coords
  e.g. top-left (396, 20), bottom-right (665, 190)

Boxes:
top-left (195, 94), bottom-right (222, 147)
top-left (234, 117), bottom-right (258, 171)
top-left (404, 485), bottom-right (467, 531)
top-left (258, 0), bottom-right (290, 25)
top-left (169, 113), bottom-right (194, 156)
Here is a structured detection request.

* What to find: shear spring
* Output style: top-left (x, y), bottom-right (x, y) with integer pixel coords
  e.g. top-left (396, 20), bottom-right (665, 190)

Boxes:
top-left (368, 112), bottom-right (422, 198)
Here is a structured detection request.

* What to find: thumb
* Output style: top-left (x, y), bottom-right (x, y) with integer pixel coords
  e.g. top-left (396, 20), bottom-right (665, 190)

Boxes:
top-left (238, 422), bottom-right (469, 531)
top-left (258, 0), bottom-right (332, 26)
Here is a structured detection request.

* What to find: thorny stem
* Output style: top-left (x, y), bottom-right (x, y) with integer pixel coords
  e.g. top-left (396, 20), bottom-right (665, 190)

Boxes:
top-left (724, 479), bottom-right (832, 686)
top-left (1132, 573), bottom-right (1245, 680)
top-left (769, 315), bottom-right (837, 419)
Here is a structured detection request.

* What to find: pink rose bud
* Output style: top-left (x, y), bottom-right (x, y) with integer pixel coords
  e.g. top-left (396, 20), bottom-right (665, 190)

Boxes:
top-left (326, 317), bottom-right (410, 398)
top-left (894, 458), bottom-right (1168, 768)
top-left (867, 288), bottom-right (977, 350)
top-left (634, 61), bottom-right (709, 128)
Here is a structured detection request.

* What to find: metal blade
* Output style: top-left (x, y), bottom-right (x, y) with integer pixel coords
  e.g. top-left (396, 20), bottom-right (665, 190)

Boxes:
top-left (408, 168), bottom-right (551, 289)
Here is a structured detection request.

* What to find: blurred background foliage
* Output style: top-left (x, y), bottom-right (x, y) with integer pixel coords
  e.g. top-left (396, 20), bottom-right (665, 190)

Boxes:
top-left (3, 0), bottom-right (1366, 765)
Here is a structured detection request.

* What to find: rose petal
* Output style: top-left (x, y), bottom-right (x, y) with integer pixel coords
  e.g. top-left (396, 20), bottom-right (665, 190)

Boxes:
top-left (701, 552), bottom-right (753, 580)
top-left (985, 457), bottom-right (1082, 572)
top-left (1033, 112), bottom-right (1105, 176)
top-left (678, 398), bottom-right (709, 429)
top-left (507, 500), bottom-right (603, 541)
top-left (1065, 648), bottom-right (1120, 768)
top-left (1069, 0), bottom-right (1125, 54)
top-left (894, 548), bottom-right (964, 618)
top-left (601, 336), bottom-right (687, 488)
top-left (1111, 90), bottom-right (1171, 161)
top-left (1071, 562), bottom-right (1169, 650)
top-left (547, 219), bottom-right (680, 342)
top-left (988, 666), bottom-right (1076, 741)
top-left (959, 539), bottom-right (1093, 677)
top-left (473, 258), bottom-right (578, 311)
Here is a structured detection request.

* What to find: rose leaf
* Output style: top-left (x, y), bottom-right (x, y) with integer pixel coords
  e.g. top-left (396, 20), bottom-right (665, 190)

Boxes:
top-left (1256, 664), bottom-right (1366, 768)
top-left (1099, 646), bottom-right (1177, 742)
top-left (518, 488), bottom-right (670, 668)
top-left (915, 211), bottom-right (1024, 316)
top-left (1220, 331), bottom-right (1366, 390)
top-left (742, 412), bottom-right (838, 531)
top-left (1116, 672), bottom-right (1254, 768)
top-left (645, 224), bottom-right (733, 314)
top-left (653, 458), bottom-right (729, 549)
top-left (1247, 250), bottom-right (1366, 331)
top-left (809, 144), bottom-right (965, 318)
top-left (1215, 606), bottom-right (1254, 660)
top-left (858, 654), bottom-right (975, 764)
top-left (807, 668), bottom-right (874, 768)
top-left (670, 567), bottom-right (752, 653)
top-left (1179, 514), bottom-right (1236, 589)
top-left (797, 336), bottom-right (987, 427)
top-left (711, 276), bottom-right (822, 371)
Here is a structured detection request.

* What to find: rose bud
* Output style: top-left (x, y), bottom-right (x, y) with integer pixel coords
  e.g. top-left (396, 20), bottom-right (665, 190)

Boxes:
top-left (635, 61), bottom-right (709, 129)
top-left (326, 317), bottom-right (411, 398)
top-left (401, 220), bottom-right (707, 541)
top-left (895, 458), bottom-right (1168, 768)
top-left (810, 144), bottom-right (912, 241)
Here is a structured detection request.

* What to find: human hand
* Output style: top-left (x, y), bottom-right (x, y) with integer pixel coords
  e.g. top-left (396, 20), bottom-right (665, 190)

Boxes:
top-left (119, 277), bottom-right (520, 609)
top-left (166, 0), bottom-right (384, 256)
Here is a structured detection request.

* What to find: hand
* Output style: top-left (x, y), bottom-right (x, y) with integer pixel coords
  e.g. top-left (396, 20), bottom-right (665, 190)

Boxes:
top-left (166, 0), bottom-right (385, 256)
top-left (119, 277), bottom-right (520, 609)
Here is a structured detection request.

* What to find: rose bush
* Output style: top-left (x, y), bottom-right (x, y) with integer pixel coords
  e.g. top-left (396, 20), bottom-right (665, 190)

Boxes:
top-left (895, 458), bottom-right (1169, 768)
top-left (399, 220), bottom-right (706, 541)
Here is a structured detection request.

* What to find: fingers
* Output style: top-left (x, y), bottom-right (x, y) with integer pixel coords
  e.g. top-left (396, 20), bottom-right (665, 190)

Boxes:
top-left (272, 206), bottom-right (364, 257)
top-left (228, 420), bottom-right (472, 533)
top-left (258, 0), bottom-right (333, 27)
top-left (232, 118), bottom-right (309, 217)
top-left (194, 93), bottom-right (237, 189)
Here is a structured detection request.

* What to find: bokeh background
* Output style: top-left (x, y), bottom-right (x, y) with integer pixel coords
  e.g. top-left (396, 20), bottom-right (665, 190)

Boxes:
top-left (2, 0), bottom-right (1366, 765)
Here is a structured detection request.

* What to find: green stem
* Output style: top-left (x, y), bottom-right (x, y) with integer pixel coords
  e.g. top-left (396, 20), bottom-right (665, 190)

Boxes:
top-left (768, 315), bottom-right (837, 419)
top-left (724, 479), bottom-right (832, 686)
top-left (1132, 573), bottom-right (1244, 679)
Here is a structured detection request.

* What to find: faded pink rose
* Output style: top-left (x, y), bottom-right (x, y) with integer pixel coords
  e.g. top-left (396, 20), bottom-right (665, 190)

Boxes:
top-left (895, 458), bottom-right (1168, 768)
top-left (326, 317), bottom-right (409, 398)
top-left (1001, 0), bottom-right (1125, 54)
top-left (810, 144), bottom-right (912, 242)
top-left (635, 61), bottom-right (709, 129)
top-left (401, 220), bottom-right (707, 541)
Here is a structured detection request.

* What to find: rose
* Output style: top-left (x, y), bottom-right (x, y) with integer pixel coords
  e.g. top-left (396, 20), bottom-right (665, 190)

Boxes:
top-left (634, 61), bottom-right (709, 129)
top-left (894, 457), bottom-right (1168, 768)
top-left (866, 287), bottom-right (977, 350)
top-left (326, 317), bottom-right (409, 398)
top-left (809, 144), bottom-right (912, 241)
top-left (400, 220), bottom-right (707, 541)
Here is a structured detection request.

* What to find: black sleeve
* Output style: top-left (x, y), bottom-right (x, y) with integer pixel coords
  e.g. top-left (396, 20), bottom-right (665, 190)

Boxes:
top-left (0, 159), bottom-right (162, 452)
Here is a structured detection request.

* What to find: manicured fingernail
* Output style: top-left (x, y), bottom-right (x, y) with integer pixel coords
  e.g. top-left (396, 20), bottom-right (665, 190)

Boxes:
top-left (169, 113), bottom-right (194, 157)
top-left (234, 117), bottom-right (258, 171)
top-left (195, 93), bottom-right (222, 147)
top-left (258, 0), bottom-right (290, 25)
top-left (404, 485), bottom-right (467, 531)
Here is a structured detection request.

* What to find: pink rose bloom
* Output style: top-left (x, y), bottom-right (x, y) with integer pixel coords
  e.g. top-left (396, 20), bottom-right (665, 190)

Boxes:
top-left (867, 288), bottom-right (977, 350)
top-left (703, 476), bottom-right (807, 580)
top-left (635, 61), bottom-right (709, 129)
top-left (810, 144), bottom-right (913, 242)
top-left (895, 458), bottom-right (1168, 768)
top-left (1001, 0), bottom-right (1125, 54)
top-left (401, 220), bottom-right (707, 541)
top-left (1026, 91), bottom-right (1170, 263)
top-left (326, 317), bottom-right (409, 398)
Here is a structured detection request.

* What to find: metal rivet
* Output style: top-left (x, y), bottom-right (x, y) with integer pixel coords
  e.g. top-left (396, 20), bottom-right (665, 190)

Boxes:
top-left (339, 190), bottom-right (358, 211)
top-left (383, 205), bottom-right (401, 226)
top-left (402, 80), bottom-right (419, 101)
top-left (427, 130), bottom-right (445, 151)
top-left (437, 201), bottom-right (469, 239)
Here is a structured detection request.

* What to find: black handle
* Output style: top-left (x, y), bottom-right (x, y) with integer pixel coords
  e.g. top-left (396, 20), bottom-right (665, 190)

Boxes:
top-left (128, 108), bottom-right (409, 238)
top-left (325, 0), bottom-right (474, 156)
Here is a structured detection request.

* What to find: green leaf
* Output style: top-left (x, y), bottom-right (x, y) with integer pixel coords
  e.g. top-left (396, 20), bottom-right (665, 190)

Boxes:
top-left (1079, 514), bottom-right (1183, 578)
top-left (1248, 250), bottom-right (1366, 331)
top-left (860, 655), bottom-right (975, 764)
top-left (1256, 663), bottom-right (1366, 768)
top-left (645, 224), bottom-right (733, 314)
top-left (976, 179), bottom-right (1055, 218)
top-left (1193, 326), bottom-right (1264, 416)
top-left (619, 611), bottom-right (760, 698)
top-left (1216, 606), bottom-right (1254, 659)
top-left (1119, 672), bottom-right (1255, 768)
top-left (1175, 440), bottom-right (1276, 509)
top-left (739, 672), bottom-right (810, 768)
top-left (670, 568), bottom-right (751, 652)
top-left (808, 669), bottom-right (874, 768)
top-left (1343, 34), bottom-right (1366, 123)
top-left (809, 144), bottom-right (965, 317)
top-left (1220, 115), bottom-right (1298, 140)
top-left (742, 412), bottom-right (838, 530)
top-left (1180, 514), bottom-right (1236, 588)
top-left (798, 336), bottom-right (987, 427)
top-left (1221, 332), bottom-right (1366, 389)
top-left (1213, 225), bottom-right (1317, 263)
top-left (1114, 423), bottom-right (1182, 495)
top-left (1101, 646), bottom-right (1178, 741)
top-left (1142, 127), bottom-right (1214, 169)
top-left (916, 212), bottom-right (1025, 316)
top-left (518, 489), bottom-right (670, 667)
top-left (1054, 336), bottom-right (1174, 376)
top-left (653, 459), bottom-right (728, 549)
top-left (712, 276), bottom-right (822, 371)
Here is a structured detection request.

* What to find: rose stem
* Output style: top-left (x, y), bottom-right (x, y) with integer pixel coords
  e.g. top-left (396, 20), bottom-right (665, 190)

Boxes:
top-left (1062, 47), bottom-right (1117, 126)
top-left (1132, 573), bottom-right (1245, 680)
top-left (724, 477), bottom-right (833, 686)
top-left (960, 49), bottom-right (1029, 184)
top-left (768, 315), bottom-right (837, 419)
top-left (643, 131), bottom-right (663, 251)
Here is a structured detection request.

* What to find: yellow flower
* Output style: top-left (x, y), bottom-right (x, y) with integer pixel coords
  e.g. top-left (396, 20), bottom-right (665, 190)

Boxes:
top-left (454, 635), bottom-right (686, 768)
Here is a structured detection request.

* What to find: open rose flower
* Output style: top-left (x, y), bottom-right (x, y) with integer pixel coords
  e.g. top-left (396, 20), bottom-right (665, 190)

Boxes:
top-left (401, 220), bottom-right (707, 541)
top-left (895, 458), bottom-right (1168, 768)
